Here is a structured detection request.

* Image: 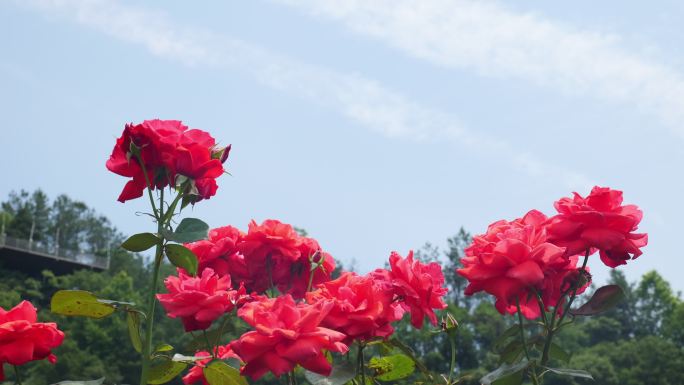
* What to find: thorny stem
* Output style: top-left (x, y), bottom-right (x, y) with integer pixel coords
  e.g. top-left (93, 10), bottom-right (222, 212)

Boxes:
top-left (213, 316), bottom-right (231, 353)
top-left (534, 291), bottom-right (549, 328)
top-left (447, 333), bottom-right (457, 384)
top-left (516, 298), bottom-right (540, 385)
top-left (540, 250), bottom-right (590, 368)
top-left (286, 371), bottom-right (296, 385)
top-left (136, 153), bottom-right (160, 221)
top-left (13, 365), bottom-right (22, 385)
top-left (357, 343), bottom-right (366, 385)
top-left (139, 187), bottom-right (168, 385)
top-left (203, 329), bottom-right (215, 358)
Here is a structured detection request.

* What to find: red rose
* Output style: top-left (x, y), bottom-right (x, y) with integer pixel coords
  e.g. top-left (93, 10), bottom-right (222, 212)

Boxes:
top-left (157, 268), bottom-right (244, 331)
top-left (0, 301), bottom-right (64, 381)
top-left (186, 226), bottom-right (244, 278)
top-left (182, 345), bottom-right (242, 385)
top-left (174, 142), bottom-right (224, 200)
top-left (378, 250), bottom-right (448, 328)
top-left (106, 119), bottom-right (227, 202)
top-left (306, 272), bottom-right (403, 343)
top-left (237, 219), bottom-right (303, 293)
top-left (546, 186), bottom-right (648, 267)
top-left (457, 210), bottom-right (585, 319)
top-left (231, 295), bottom-right (348, 379)
top-left (278, 237), bottom-right (336, 299)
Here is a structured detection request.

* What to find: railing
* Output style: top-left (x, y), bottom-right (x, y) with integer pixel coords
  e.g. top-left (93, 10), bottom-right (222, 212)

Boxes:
top-left (0, 234), bottom-right (110, 270)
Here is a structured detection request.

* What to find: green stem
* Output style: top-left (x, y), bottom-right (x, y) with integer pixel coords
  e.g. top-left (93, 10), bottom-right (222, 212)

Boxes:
top-left (139, 189), bottom-right (166, 385)
top-left (516, 297), bottom-right (531, 362)
top-left (447, 333), bottom-right (457, 384)
top-left (540, 250), bottom-right (590, 367)
top-left (213, 316), bottom-right (231, 353)
top-left (203, 330), bottom-right (215, 358)
top-left (534, 291), bottom-right (549, 329)
top-left (13, 365), bottom-right (22, 385)
top-left (357, 343), bottom-right (366, 385)
top-left (161, 191), bottom-right (183, 224)
top-left (136, 153), bottom-right (160, 220)
top-left (516, 297), bottom-right (540, 385)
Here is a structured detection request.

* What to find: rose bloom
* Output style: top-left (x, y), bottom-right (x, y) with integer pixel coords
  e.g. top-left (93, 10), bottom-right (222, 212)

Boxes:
top-left (278, 237), bottom-right (336, 299)
top-left (236, 219), bottom-right (303, 293)
top-left (0, 301), bottom-right (64, 381)
top-left (546, 186), bottom-right (648, 268)
top-left (376, 250), bottom-right (448, 329)
top-left (306, 272), bottom-right (404, 344)
top-left (106, 119), bottom-right (228, 203)
top-left (182, 345), bottom-right (242, 385)
top-left (186, 226), bottom-right (244, 278)
top-left (457, 210), bottom-right (587, 319)
top-left (231, 295), bottom-right (348, 380)
top-left (157, 268), bottom-right (245, 331)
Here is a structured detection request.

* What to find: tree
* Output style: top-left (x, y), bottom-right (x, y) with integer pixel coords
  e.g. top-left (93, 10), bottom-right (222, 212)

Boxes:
top-left (2, 189), bottom-right (51, 243)
top-left (633, 271), bottom-right (676, 337)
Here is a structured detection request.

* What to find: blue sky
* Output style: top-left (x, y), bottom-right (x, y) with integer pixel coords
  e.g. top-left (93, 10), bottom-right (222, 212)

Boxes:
top-left (1, 0), bottom-right (682, 293)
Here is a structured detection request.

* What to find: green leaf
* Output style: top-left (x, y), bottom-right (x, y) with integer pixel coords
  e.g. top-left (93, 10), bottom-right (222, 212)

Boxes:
top-left (493, 323), bottom-right (536, 352)
top-left (147, 360), bottom-right (187, 384)
top-left (493, 325), bottom-right (522, 351)
top-left (543, 367), bottom-right (594, 380)
top-left (387, 338), bottom-right (433, 381)
top-left (572, 285), bottom-right (625, 316)
top-left (154, 344), bottom-right (174, 353)
top-left (548, 343), bottom-right (571, 364)
top-left (369, 354), bottom-right (415, 382)
top-left (204, 361), bottom-right (248, 385)
top-left (51, 378), bottom-right (105, 385)
top-left (121, 232), bottom-right (160, 252)
top-left (304, 361), bottom-right (356, 385)
top-left (51, 290), bottom-right (116, 319)
top-left (481, 361), bottom-right (530, 385)
top-left (165, 244), bottom-right (198, 275)
top-left (499, 340), bottom-right (524, 364)
top-left (127, 311), bottom-right (142, 353)
top-left (162, 218), bottom-right (209, 243)
top-left (492, 370), bottom-right (523, 385)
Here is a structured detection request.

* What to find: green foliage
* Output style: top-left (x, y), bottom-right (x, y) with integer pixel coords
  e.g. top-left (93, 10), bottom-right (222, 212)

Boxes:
top-left (161, 217), bottom-right (209, 243)
top-left (571, 285), bottom-right (624, 316)
top-left (368, 354), bottom-right (415, 381)
top-left (51, 290), bottom-right (117, 319)
top-left (164, 244), bottom-right (198, 275)
top-left (147, 360), bottom-right (187, 384)
top-left (2, 190), bottom-right (684, 385)
top-left (203, 361), bottom-right (248, 385)
top-left (121, 232), bottom-right (160, 252)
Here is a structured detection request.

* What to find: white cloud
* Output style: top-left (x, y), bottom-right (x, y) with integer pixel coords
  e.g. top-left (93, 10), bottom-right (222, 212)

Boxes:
top-left (14, 0), bottom-right (592, 188)
top-left (276, 0), bottom-right (684, 135)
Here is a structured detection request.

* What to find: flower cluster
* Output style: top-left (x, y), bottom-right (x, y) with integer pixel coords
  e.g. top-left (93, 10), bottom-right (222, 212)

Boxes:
top-left (458, 186), bottom-right (647, 319)
top-left (106, 119), bottom-right (229, 203)
top-left (156, 218), bottom-right (449, 382)
top-left (0, 301), bottom-right (64, 381)
top-left (182, 219), bottom-right (336, 298)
